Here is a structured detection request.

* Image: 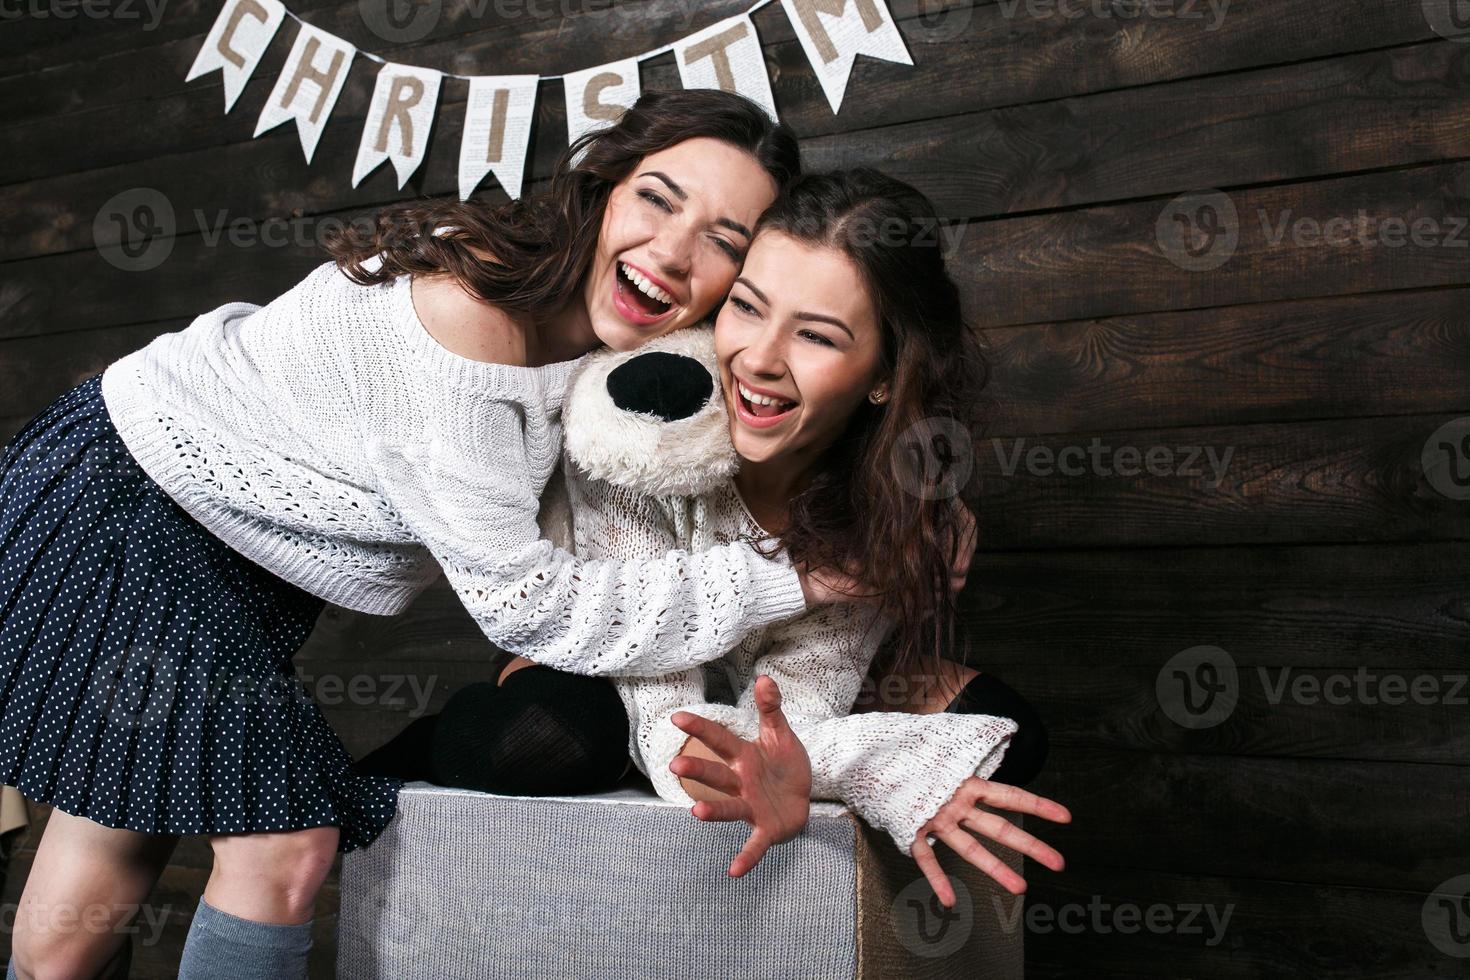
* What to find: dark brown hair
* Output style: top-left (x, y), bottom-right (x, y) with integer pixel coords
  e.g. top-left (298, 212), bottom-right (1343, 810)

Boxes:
top-left (322, 89), bottom-right (800, 315)
top-left (755, 169), bottom-right (992, 698)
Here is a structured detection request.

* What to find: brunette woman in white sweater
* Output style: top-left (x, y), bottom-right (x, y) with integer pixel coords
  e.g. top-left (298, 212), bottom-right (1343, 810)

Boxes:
top-left (0, 92), bottom-right (908, 980)
top-left (368, 171), bottom-right (1069, 905)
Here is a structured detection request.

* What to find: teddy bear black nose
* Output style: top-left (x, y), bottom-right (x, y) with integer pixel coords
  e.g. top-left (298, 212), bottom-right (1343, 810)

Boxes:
top-left (605, 351), bottom-right (715, 422)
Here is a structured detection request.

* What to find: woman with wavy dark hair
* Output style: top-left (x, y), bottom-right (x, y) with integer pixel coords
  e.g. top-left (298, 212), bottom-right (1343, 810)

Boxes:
top-left (0, 91), bottom-right (903, 980)
top-left (370, 169), bottom-right (1066, 903)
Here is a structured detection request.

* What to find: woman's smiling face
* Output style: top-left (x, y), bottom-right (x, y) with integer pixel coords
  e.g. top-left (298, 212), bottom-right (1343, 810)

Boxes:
top-left (583, 137), bottom-right (779, 352)
top-left (715, 229), bottom-right (888, 467)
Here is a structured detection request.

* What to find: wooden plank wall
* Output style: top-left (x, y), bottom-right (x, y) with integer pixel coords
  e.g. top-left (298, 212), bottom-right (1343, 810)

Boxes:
top-left (2, 0), bottom-right (1468, 976)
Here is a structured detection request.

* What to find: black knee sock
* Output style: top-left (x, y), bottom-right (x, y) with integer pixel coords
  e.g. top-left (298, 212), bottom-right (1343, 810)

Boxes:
top-left (946, 673), bottom-right (1049, 787)
top-left (430, 667), bottom-right (631, 796)
top-left (356, 713), bottom-right (441, 781)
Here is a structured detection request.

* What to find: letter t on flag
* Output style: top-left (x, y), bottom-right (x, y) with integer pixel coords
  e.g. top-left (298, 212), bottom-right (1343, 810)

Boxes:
top-left (780, 0), bottom-right (911, 114)
top-left (353, 63), bottom-right (443, 188)
top-left (675, 14), bottom-right (777, 121)
top-left (186, 0), bottom-right (286, 112)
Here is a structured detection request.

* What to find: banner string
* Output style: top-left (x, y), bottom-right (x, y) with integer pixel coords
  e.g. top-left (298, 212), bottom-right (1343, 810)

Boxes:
top-left (279, 0), bottom-right (779, 81)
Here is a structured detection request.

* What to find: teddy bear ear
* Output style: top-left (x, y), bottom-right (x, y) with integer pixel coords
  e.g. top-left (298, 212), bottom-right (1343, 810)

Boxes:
top-left (564, 327), bottom-right (738, 498)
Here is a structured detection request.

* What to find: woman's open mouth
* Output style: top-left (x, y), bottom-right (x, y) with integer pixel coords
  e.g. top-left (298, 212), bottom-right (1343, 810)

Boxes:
top-left (612, 261), bottom-right (677, 325)
top-left (733, 380), bottom-right (798, 429)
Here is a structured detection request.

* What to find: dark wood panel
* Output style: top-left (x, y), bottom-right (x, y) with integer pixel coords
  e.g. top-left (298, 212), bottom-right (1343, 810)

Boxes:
top-left (1025, 865), bottom-right (1462, 979)
top-left (7, 280), bottom-right (1466, 438)
top-left (11, 34), bottom-right (1470, 264)
top-left (1001, 663), bottom-right (1470, 765)
top-left (805, 39), bottom-right (1470, 220)
top-left (979, 287), bottom-right (1470, 435)
top-left (1028, 745), bottom-right (1470, 893)
top-left (958, 161), bottom-right (1470, 327)
top-left (961, 542), bottom-right (1470, 669)
top-left (12, 160), bottom-right (1470, 343)
top-left (0, 321), bottom-right (177, 417)
top-left (2, 0), bottom-right (1429, 167)
top-left (971, 412), bottom-right (1470, 549)
top-left (0, 0), bottom-right (978, 188)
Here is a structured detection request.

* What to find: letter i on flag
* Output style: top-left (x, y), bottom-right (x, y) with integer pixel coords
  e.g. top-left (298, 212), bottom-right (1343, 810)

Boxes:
top-left (780, 0), bottom-right (911, 114)
top-left (353, 63), bottom-right (443, 188)
top-left (186, 0), bottom-right (287, 112)
top-left (254, 21), bottom-right (356, 164)
top-left (459, 75), bottom-right (539, 200)
top-left (675, 14), bottom-right (777, 121)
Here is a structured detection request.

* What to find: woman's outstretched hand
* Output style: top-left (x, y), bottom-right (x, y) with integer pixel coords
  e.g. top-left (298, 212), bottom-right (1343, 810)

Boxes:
top-left (910, 778), bottom-right (1071, 907)
top-left (667, 674), bottom-right (813, 878)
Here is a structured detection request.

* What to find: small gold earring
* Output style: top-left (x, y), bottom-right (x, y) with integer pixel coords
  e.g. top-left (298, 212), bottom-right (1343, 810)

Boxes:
top-left (869, 389), bottom-right (888, 405)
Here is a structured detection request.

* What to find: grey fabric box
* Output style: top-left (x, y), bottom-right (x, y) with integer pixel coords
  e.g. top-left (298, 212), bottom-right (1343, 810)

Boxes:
top-left (338, 782), bottom-right (1024, 979)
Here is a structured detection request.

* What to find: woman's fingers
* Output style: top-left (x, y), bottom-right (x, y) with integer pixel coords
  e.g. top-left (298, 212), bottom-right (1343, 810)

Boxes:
top-left (752, 675), bottom-right (797, 742)
top-left (690, 797), bottom-right (753, 824)
top-left (935, 825), bottom-right (1028, 895)
top-left (973, 781), bottom-right (1072, 824)
top-left (727, 830), bottom-right (771, 878)
top-left (908, 833), bottom-right (958, 908)
top-left (669, 711), bottom-right (746, 763)
top-left (667, 755), bottom-right (741, 797)
top-left (961, 809), bottom-right (1065, 873)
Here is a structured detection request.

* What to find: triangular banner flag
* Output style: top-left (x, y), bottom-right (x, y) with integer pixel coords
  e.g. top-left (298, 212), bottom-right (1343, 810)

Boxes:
top-left (352, 63), bottom-right (443, 188)
top-left (186, 0), bottom-right (286, 113)
top-left (254, 20), bottom-right (356, 164)
top-left (564, 56), bottom-right (640, 150)
top-left (675, 14), bottom-right (777, 121)
top-left (459, 75), bottom-right (539, 200)
top-left (780, 0), bottom-right (911, 114)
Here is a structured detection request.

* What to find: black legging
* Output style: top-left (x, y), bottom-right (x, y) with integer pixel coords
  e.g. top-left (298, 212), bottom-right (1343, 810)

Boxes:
top-left (356, 665), bottom-right (1047, 794)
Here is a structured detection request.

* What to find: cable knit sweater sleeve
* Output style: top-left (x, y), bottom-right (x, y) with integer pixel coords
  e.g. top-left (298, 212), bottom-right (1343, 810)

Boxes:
top-left (362, 416), bottom-right (807, 678)
top-left (618, 603), bottom-right (1019, 856)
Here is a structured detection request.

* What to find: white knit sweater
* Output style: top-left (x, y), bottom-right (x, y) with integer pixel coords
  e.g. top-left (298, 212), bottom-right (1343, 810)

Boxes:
top-left (98, 256), bottom-right (807, 675)
top-left (560, 469), bottom-right (1017, 856)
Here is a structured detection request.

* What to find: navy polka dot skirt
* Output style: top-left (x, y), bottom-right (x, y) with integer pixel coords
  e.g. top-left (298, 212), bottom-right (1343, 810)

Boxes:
top-left (0, 375), bottom-right (401, 852)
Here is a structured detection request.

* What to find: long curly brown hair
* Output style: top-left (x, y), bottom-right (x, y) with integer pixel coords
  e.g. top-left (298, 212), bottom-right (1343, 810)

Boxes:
top-left (755, 169), bottom-right (993, 698)
top-left (322, 89), bottom-right (800, 314)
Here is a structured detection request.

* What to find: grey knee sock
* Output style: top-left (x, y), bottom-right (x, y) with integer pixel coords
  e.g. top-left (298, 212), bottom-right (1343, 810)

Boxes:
top-left (177, 898), bottom-right (313, 980)
top-left (5, 956), bottom-right (15, 980)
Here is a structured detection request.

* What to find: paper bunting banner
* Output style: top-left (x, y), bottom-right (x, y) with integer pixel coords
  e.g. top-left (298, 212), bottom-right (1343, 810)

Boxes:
top-left (185, 0), bottom-right (918, 196)
top-left (352, 63), bottom-right (443, 188)
top-left (253, 20), bottom-right (355, 164)
top-left (185, 0), bottom-right (286, 112)
top-left (459, 75), bottom-right (539, 201)
top-left (563, 57), bottom-right (641, 150)
top-left (675, 14), bottom-right (777, 121)
top-left (779, 0), bottom-right (911, 113)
